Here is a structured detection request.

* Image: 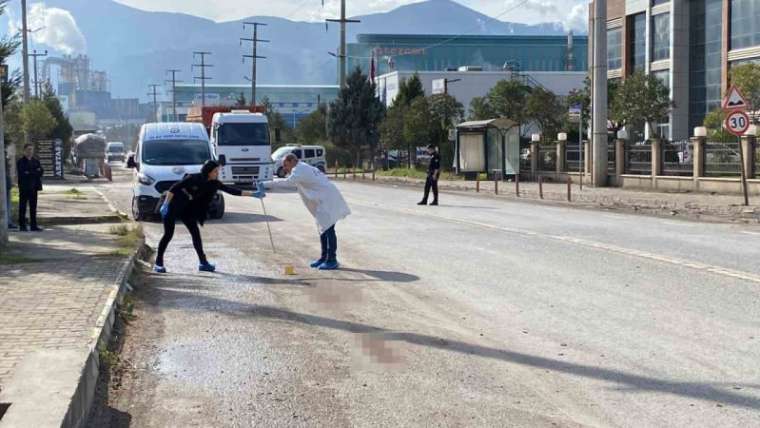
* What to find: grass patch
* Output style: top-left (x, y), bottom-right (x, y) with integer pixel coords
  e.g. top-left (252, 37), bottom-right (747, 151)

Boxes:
top-left (64, 188), bottom-right (86, 199)
top-left (0, 252), bottom-right (37, 265)
top-left (108, 224), bottom-right (144, 257)
top-left (376, 168), bottom-right (474, 181)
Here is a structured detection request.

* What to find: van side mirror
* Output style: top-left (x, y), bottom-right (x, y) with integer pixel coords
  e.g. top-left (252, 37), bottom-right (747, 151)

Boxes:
top-left (126, 155), bottom-right (137, 169)
top-left (275, 128), bottom-right (281, 143)
top-left (218, 154), bottom-right (227, 166)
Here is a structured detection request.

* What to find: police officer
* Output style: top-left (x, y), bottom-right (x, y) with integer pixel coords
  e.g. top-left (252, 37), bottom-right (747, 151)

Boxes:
top-left (17, 144), bottom-right (44, 232)
top-left (418, 144), bottom-right (440, 206)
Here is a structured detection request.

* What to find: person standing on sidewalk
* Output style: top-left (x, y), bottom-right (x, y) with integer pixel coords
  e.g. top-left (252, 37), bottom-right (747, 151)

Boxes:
top-left (418, 144), bottom-right (440, 206)
top-left (17, 144), bottom-right (44, 232)
top-left (153, 160), bottom-right (264, 274)
top-left (269, 153), bottom-right (351, 270)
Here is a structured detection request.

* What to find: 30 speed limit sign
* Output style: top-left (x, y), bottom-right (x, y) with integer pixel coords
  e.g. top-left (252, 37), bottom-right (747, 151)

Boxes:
top-left (725, 110), bottom-right (751, 137)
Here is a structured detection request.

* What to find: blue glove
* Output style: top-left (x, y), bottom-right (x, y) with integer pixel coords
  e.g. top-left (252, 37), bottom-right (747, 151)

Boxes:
top-left (251, 182), bottom-right (266, 199)
top-left (159, 202), bottom-right (170, 219)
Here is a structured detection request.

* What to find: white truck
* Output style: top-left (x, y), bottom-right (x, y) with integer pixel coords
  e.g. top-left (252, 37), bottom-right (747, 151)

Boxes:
top-left (209, 110), bottom-right (274, 187)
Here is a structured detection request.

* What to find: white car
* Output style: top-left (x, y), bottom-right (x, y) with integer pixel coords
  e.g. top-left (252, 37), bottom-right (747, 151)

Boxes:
top-left (272, 145), bottom-right (327, 178)
top-left (127, 122), bottom-right (224, 221)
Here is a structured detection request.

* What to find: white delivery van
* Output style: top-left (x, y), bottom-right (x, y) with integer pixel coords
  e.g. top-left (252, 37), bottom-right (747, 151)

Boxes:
top-left (127, 122), bottom-right (224, 221)
top-left (210, 110), bottom-right (274, 186)
top-left (105, 141), bottom-right (126, 163)
top-left (272, 145), bottom-right (327, 178)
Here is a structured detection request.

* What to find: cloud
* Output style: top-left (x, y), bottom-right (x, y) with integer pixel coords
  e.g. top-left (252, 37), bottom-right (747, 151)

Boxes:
top-left (506, 0), bottom-right (560, 18)
top-left (26, 3), bottom-right (87, 55)
top-left (564, 3), bottom-right (588, 33)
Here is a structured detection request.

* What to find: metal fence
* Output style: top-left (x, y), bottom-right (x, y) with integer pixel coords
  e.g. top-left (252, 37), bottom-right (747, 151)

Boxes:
top-left (704, 141), bottom-right (740, 177)
top-left (624, 142), bottom-right (652, 175)
top-left (662, 140), bottom-right (693, 176)
top-left (608, 144), bottom-right (616, 174)
top-left (538, 144), bottom-right (556, 171)
top-left (566, 142), bottom-right (583, 172)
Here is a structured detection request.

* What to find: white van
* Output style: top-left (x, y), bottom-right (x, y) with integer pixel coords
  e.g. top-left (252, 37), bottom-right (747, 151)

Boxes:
top-left (105, 142), bottom-right (126, 163)
top-left (272, 145), bottom-right (327, 178)
top-left (127, 122), bottom-right (224, 221)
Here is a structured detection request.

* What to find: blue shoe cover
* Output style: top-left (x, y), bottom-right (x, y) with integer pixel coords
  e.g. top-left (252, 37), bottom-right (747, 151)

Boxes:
top-left (318, 260), bottom-right (340, 270)
top-left (199, 262), bottom-right (216, 272)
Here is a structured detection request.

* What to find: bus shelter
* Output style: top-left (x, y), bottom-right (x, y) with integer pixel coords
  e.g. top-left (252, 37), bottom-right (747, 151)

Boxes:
top-left (455, 118), bottom-right (520, 180)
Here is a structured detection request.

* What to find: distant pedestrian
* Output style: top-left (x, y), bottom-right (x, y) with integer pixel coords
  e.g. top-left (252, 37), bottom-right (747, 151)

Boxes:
top-left (153, 160), bottom-right (264, 274)
top-left (5, 154), bottom-right (17, 229)
top-left (17, 144), bottom-right (44, 232)
top-left (418, 144), bottom-right (440, 206)
top-left (269, 153), bottom-right (351, 270)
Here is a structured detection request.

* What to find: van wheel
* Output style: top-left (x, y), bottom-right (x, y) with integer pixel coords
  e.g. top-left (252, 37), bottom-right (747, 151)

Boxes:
top-left (276, 167), bottom-right (286, 178)
top-left (317, 165), bottom-right (326, 173)
top-left (132, 197), bottom-right (146, 221)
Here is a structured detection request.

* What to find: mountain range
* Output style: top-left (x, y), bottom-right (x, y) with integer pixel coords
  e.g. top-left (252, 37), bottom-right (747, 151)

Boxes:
top-left (34, 0), bottom-right (574, 100)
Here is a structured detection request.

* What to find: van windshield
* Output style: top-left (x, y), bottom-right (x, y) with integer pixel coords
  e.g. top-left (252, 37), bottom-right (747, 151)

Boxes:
top-left (142, 139), bottom-right (211, 165)
top-left (107, 145), bottom-right (124, 153)
top-left (218, 123), bottom-right (269, 146)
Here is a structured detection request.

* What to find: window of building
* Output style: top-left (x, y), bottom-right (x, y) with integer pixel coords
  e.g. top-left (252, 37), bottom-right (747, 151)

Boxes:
top-left (731, 0), bottom-right (760, 50)
top-left (651, 13), bottom-right (671, 61)
top-left (630, 13), bottom-right (647, 71)
top-left (652, 70), bottom-right (671, 140)
top-left (689, 0), bottom-right (723, 130)
top-left (652, 0), bottom-right (670, 5)
top-left (607, 28), bottom-right (623, 70)
top-left (652, 69), bottom-right (671, 91)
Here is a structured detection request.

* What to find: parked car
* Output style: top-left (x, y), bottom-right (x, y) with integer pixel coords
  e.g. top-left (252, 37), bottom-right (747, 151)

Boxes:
top-left (272, 145), bottom-right (326, 178)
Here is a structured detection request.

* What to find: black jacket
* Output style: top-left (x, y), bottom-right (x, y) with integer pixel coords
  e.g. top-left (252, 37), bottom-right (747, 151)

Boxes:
top-left (17, 156), bottom-right (43, 194)
top-left (168, 173), bottom-right (242, 224)
top-left (427, 152), bottom-right (441, 177)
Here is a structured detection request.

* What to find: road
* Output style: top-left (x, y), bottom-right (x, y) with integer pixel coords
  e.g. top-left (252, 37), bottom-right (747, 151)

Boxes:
top-left (92, 165), bottom-right (760, 427)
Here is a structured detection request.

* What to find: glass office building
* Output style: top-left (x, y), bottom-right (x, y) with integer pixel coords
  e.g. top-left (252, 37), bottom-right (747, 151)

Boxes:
top-left (597, 0), bottom-right (760, 140)
top-left (347, 33), bottom-right (588, 77)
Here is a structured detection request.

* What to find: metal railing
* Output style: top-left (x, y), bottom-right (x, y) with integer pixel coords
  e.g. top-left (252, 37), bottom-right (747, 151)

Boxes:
top-left (566, 143), bottom-right (583, 172)
top-left (608, 144), bottom-right (616, 174)
top-left (662, 140), bottom-right (693, 176)
top-left (704, 141), bottom-right (740, 177)
top-left (624, 142), bottom-right (652, 175)
top-left (538, 144), bottom-right (556, 172)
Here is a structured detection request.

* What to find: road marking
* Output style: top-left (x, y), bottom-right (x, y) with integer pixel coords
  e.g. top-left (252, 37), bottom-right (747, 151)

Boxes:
top-left (349, 199), bottom-right (760, 285)
top-left (741, 231), bottom-right (760, 237)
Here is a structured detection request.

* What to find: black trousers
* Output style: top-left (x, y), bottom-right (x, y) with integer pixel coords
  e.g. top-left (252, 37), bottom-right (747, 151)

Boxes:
top-left (422, 175), bottom-right (438, 203)
top-left (19, 190), bottom-right (38, 228)
top-left (319, 225), bottom-right (337, 262)
top-left (156, 209), bottom-right (207, 267)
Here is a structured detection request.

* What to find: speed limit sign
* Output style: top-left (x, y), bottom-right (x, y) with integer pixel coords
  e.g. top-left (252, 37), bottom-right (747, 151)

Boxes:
top-left (725, 110), bottom-right (751, 137)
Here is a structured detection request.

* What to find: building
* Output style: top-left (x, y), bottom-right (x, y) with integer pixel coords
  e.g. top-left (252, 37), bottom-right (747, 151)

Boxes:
top-left (374, 69), bottom-right (586, 120)
top-left (347, 33), bottom-right (589, 77)
top-left (161, 84), bottom-right (339, 126)
top-left (595, 0), bottom-right (760, 141)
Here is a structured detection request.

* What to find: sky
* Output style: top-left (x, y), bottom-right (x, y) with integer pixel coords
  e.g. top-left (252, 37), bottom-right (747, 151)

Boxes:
top-left (113, 0), bottom-right (589, 32)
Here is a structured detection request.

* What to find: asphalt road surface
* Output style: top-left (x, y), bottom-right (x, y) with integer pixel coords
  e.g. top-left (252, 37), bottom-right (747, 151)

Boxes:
top-left (92, 166), bottom-right (760, 427)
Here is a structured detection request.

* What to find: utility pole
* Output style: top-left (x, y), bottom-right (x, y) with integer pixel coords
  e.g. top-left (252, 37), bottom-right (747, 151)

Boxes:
top-left (166, 69), bottom-right (181, 122)
top-left (327, 0), bottom-right (361, 89)
top-left (20, 0), bottom-right (30, 103)
top-left (241, 22), bottom-right (269, 107)
top-left (147, 84), bottom-right (160, 122)
top-left (591, 0), bottom-right (608, 187)
top-left (30, 50), bottom-right (48, 98)
top-left (0, 65), bottom-right (8, 247)
top-left (192, 51), bottom-right (213, 108)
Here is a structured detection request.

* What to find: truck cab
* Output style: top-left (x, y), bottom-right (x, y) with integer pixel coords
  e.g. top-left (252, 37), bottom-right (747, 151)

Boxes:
top-left (209, 110), bottom-right (274, 186)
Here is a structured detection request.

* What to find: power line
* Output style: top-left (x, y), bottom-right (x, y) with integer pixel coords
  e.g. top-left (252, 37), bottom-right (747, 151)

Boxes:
top-left (29, 49), bottom-right (48, 98)
top-left (241, 22), bottom-right (269, 107)
top-left (165, 69), bottom-right (182, 122)
top-left (325, 0), bottom-right (360, 88)
top-left (192, 51), bottom-right (213, 108)
top-left (147, 84), bottom-right (160, 122)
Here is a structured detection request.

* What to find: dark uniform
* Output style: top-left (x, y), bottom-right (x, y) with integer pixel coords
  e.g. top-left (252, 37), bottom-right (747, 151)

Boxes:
top-left (17, 155), bottom-right (44, 230)
top-left (155, 173), bottom-right (243, 267)
top-left (420, 151), bottom-right (440, 205)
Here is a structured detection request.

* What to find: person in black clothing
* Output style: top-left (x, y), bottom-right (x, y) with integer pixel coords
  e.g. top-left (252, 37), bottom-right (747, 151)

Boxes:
top-left (17, 144), bottom-right (44, 231)
top-left (418, 144), bottom-right (440, 206)
top-left (154, 160), bottom-right (264, 274)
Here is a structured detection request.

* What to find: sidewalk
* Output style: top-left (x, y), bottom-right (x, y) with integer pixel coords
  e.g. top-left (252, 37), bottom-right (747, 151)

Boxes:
top-left (0, 182), bottom-right (143, 428)
top-left (340, 174), bottom-right (760, 223)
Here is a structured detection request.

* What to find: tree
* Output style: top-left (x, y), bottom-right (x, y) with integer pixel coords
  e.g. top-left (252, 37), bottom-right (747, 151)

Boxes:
top-left (295, 104), bottom-right (327, 145)
top-left (21, 100), bottom-right (56, 142)
top-left (487, 79), bottom-right (531, 126)
top-left (610, 71), bottom-right (673, 140)
top-left (235, 92), bottom-right (247, 107)
top-left (379, 104), bottom-right (406, 151)
top-left (328, 68), bottom-right (385, 167)
top-left (395, 73), bottom-right (425, 108)
top-left (703, 108), bottom-right (733, 142)
top-left (730, 63), bottom-right (760, 124)
top-left (525, 87), bottom-right (564, 141)
top-left (468, 96), bottom-right (496, 121)
top-left (429, 93), bottom-right (464, 169)
top-left (261, 96), bottom-right (291, 148)
top-left (402, 96), bottom-right (433, 168)
top-left (41, 82), bottom-right (73, 156)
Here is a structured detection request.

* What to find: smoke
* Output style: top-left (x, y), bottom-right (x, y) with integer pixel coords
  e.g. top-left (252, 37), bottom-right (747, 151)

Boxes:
top-left (14, 3), bottom-right (87, 55)
top-left (564, 3), bottom-right (588, 33)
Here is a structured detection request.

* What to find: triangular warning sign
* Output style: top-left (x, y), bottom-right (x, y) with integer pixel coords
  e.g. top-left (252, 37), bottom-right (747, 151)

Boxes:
top-left (722, 85), bottom-right (748, 110)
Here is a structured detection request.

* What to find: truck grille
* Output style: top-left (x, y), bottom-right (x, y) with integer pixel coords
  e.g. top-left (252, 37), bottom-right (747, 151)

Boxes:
top-left (155, 181), bottom-right (177, 193)
top-left (231, 166), bottom-right (260, 175)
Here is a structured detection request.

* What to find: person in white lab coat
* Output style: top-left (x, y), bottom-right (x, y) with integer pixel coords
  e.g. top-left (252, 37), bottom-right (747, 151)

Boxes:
top-left (269, 153), bottom-right (350, 270)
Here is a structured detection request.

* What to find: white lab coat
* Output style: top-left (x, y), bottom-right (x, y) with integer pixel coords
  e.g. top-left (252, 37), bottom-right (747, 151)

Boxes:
top-left (273, 162), bottom-right (350, 235)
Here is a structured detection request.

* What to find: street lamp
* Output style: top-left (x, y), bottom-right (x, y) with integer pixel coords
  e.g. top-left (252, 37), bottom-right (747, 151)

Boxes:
top-left (557, 132), bottom-right (567, 142)
top-left (694, 126), bottom-right (707, 138)
top-left (531, 133), bottom-right (541, 143)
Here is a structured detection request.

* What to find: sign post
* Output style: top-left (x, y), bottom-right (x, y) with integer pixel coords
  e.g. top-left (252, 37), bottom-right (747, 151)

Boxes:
top-left (723, 85), bottom-right (750, 205)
